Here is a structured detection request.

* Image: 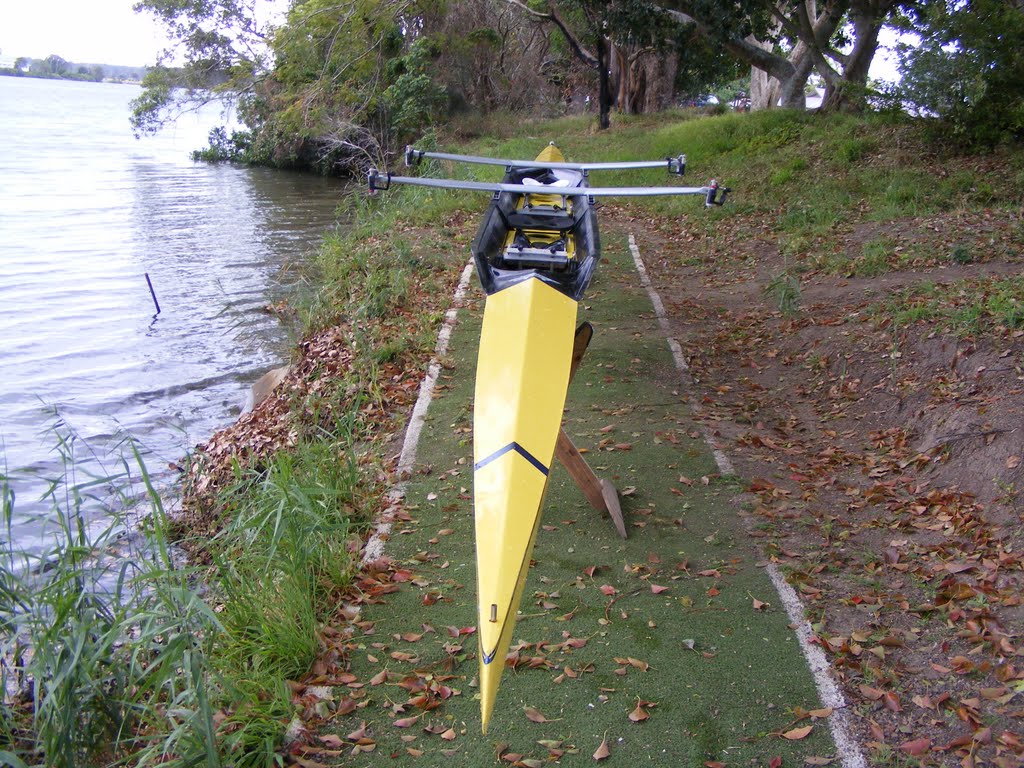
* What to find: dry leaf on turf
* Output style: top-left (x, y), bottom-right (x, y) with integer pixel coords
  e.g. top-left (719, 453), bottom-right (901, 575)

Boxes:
top-left (524, 706), bottom-right (553, 723)
top-left (629, 703), bottom-right (650, 722)
top-left (783, 725), bottom-right (813, 740)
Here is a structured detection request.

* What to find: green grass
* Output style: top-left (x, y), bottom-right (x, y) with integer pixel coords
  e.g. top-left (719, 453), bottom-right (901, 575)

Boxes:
top-left (1, 414), bottom-right (382, 767)
top-left (878, 275), bottom-right (1024, 334)
top-left (764, 270), bottom-right (802, 314)
top-left (850, 236), bottom-right (896, 277)
top-left (950, 243), bottom-right (975, 265)
top-left (207, 423), bottom-right (363, 677)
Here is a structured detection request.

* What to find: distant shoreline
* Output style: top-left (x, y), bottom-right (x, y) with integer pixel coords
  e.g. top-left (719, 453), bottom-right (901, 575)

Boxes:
top-left (0, 70), bottom-right (142, 85)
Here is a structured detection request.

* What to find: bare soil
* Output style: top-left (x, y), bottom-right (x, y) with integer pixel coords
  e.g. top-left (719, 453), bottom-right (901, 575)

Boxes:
top-left (624, 204), bottom-right (1024, 767)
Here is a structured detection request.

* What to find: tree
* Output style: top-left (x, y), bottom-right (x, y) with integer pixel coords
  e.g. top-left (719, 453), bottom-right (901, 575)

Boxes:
top-left (260, 0), bottom-right (442, 169)
top-left (664, 0), bottom-right (906, 112)
top-left (44, 55), bottom-right (69, 76)
top-left (130, 0), bottom-right (276, 136)
top-left (896, 0), bottom-right (1024, 144)
top-left (423, 0), bottom-right (554, 113)
top-left (133, 0), bottom-right (454, 171)
top-left (785, 0), bottom-right (903, 111)
top-left (14, 57), bottom-right (30, 73)
top-left (509, 0), bottom-right (693, 127)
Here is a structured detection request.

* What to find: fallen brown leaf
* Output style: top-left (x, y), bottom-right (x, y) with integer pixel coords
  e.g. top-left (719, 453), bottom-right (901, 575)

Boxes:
top-left (524, 706), bottom-right (553, 723)
top-left (782, 725), bottom-right (813, 740)
top-left (628, 703), bottom-right (650, 722)
top-left (898, 737), bottom-right (931, 756)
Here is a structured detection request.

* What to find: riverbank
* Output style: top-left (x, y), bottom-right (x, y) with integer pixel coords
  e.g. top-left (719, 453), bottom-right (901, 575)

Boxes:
top-left (0, 71), bottom-right (141, 83)
top-left (5, 108), bottom-right (1022, 766)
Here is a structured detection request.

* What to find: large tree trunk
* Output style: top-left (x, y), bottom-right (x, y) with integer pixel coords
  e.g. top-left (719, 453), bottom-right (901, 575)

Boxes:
top-left (795, 0), bottom-right (894, 112)
top-left (639, 48), bottom-right (677, 111)
top-left (610, 44), bottom-right (627, 111)
top-left (778, 46), bottom-right (814, 108)
top-left (819, 1), bottom-right (885, 111)
top-left (750, 67), bottom-right (779, 111)
top-left (748, 33), bottom-right (813, 110)
top-left (747, 19), bottom-right (784, 111)
top-left (611, 42), bottom-right (678, 114)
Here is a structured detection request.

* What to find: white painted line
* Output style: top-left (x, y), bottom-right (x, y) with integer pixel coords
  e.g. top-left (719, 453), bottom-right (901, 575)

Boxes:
top-left (627, 233), bottom-right (866, 768)
top-left (362, 261), bottom-right (475, 564)
top-left (767, 563), bottom-right (868, 768)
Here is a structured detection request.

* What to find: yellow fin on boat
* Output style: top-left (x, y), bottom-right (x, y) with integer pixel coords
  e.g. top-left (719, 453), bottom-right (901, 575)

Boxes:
top-left (535, 143), bottom-right (565, 164)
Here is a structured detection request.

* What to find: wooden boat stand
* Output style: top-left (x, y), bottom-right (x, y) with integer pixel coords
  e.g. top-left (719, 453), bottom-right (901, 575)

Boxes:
top-left (555, 322), bottom-right (628, 539)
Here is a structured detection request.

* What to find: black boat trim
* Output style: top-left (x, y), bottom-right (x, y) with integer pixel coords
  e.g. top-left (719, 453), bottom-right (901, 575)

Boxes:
top-left (474, 441), bottom-right (549, 476)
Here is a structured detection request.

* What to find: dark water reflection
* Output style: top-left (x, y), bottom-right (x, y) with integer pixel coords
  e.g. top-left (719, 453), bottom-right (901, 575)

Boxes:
top-left (0, 77), bottom-right (347, 550)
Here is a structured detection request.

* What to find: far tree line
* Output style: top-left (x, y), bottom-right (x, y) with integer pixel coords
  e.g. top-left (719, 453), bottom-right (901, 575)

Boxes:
top-left (1, 55), bottom-right (144, 83)
top-left (129, 0), bottom-right (1023, 173)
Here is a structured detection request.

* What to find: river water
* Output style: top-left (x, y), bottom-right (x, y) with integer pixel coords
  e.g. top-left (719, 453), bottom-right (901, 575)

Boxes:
top-left (0, 77), bottom-right (345, 550)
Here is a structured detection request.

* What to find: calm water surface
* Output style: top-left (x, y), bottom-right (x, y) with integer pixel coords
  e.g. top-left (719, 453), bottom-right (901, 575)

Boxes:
top-left (0, 77), bottom-right (345, 548)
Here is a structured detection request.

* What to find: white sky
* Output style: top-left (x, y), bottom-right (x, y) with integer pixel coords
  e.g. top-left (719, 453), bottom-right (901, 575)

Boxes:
top-left (0, 0), bottom-right (288, 67)
top-left (870, 28), bottom-right (904, 84)
top-left (0, 1), bottom-right (171, 66)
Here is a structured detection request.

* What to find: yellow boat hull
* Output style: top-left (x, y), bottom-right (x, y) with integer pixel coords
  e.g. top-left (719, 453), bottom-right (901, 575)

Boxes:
top-left (473, 276), bottom-right (577, 732)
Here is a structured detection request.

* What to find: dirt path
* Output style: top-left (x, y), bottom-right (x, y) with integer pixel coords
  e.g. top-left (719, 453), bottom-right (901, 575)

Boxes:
top-left (625, 206), bottom-right (1024, 767)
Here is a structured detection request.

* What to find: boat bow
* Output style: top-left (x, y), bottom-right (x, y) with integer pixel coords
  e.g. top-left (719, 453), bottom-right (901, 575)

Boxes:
top-left (473, 275), bottom-right (577, 732)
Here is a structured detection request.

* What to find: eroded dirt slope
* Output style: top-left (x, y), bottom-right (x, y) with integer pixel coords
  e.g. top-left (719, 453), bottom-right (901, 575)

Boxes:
top-left (624, 203), bottom-right (1024, 767)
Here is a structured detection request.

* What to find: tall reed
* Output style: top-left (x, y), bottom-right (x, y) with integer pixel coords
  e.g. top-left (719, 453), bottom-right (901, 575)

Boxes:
top-left (1, 428), bottom-right (221, 768)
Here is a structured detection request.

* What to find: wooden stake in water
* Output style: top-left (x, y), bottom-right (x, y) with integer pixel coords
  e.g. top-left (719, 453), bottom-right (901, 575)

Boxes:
top-left (145, 273), bottom-right (161, 314)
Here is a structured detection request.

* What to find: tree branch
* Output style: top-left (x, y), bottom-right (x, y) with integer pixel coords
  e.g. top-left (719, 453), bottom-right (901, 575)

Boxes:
top-left (507, 0), bottom-right (598, 67)
top-left (660, 4), bottom-right (796, 81)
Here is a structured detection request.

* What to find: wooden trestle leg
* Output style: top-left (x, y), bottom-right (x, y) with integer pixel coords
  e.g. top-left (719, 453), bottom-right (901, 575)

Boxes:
top-left (554, 323), bottom-right (628, 539)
